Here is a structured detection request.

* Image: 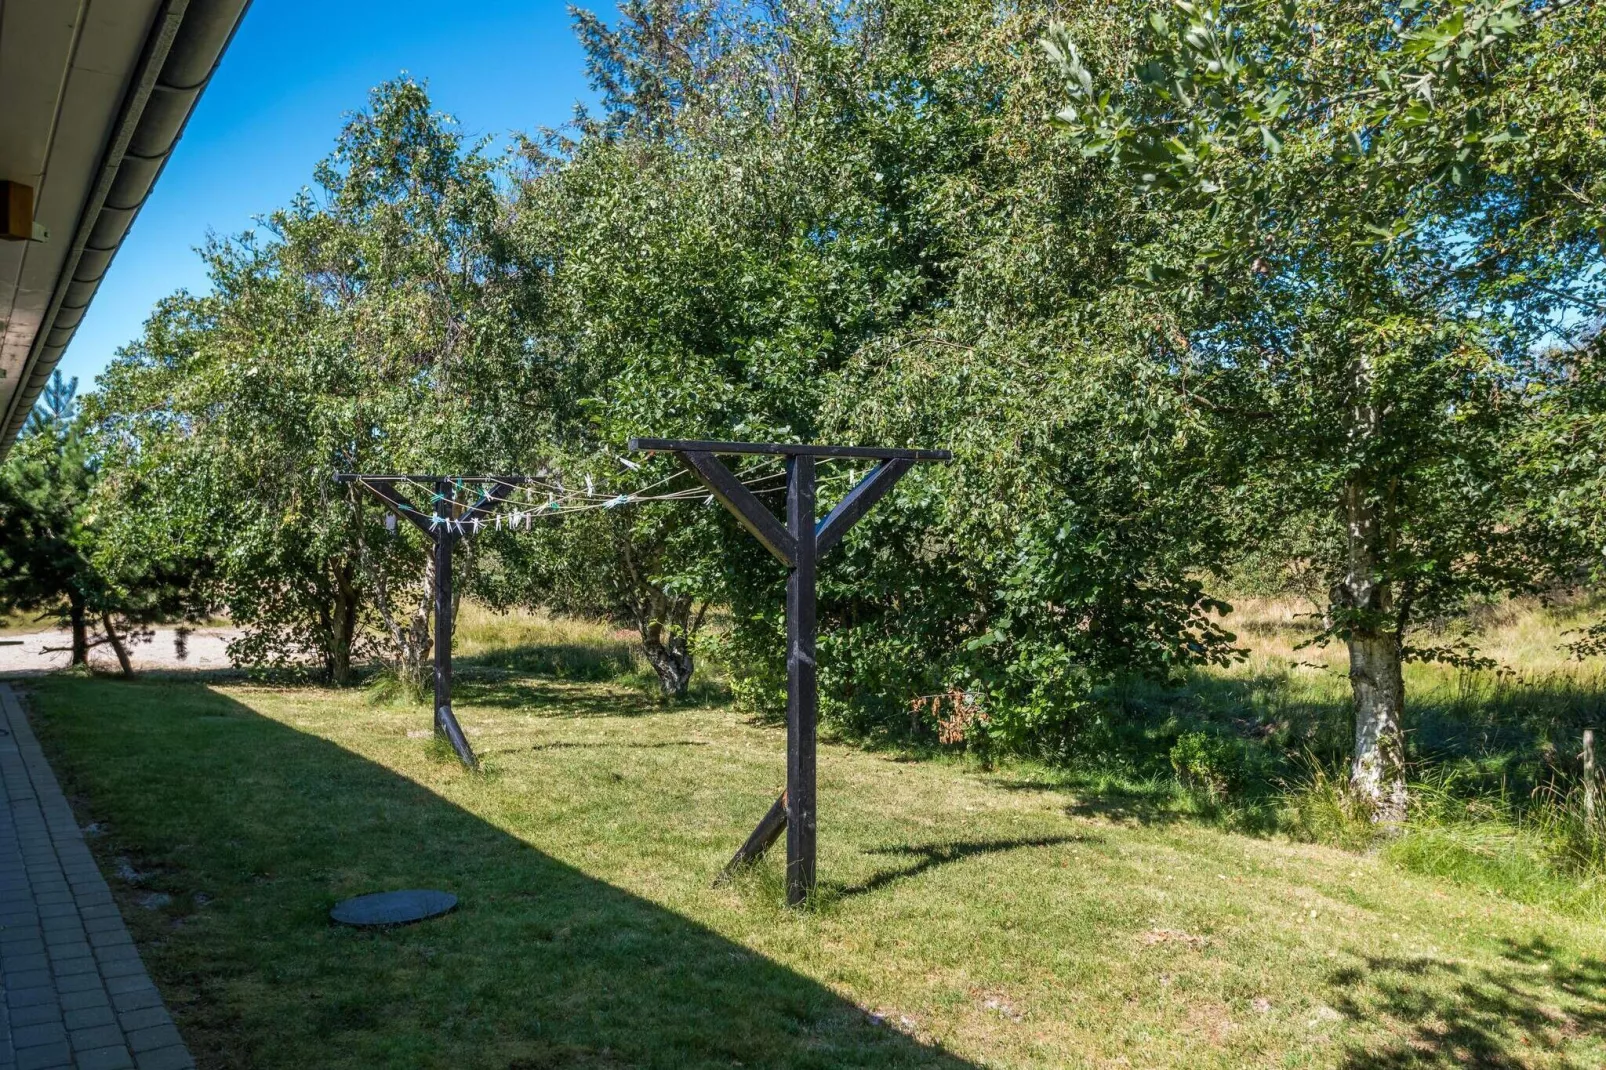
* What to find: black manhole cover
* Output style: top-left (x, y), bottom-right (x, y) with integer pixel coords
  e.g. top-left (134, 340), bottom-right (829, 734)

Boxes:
top-left (330, 889), bottom-right (458, 928)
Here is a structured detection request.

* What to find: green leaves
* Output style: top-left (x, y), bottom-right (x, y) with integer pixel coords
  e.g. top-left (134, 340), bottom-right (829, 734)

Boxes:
top-left (1043, 0), bottom-right (1599, 279)
top-left (91, 78), bottom-right (538, 682)
top-left (1039, 0), bottom-right (1606, 771)
top-left (0, 374), bottom-right (210, 659)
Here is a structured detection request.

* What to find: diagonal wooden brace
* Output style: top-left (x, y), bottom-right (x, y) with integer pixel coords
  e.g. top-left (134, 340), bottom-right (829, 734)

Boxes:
top-left (815, 458), bottom-right (914, 556)
top-left (680, 451), bottom-right (796, 565)
top-left (356, 479), bottom-right (434, 534)
top-left (458, 480), bottom-right (517, 531)
top-left (715, 790), bottom-right (788, 884)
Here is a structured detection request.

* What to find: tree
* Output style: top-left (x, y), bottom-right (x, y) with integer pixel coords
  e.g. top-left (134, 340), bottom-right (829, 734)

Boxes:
top-left (1043, 0), bottom-right (1606, 818)
top-left (0, 373), bottom-right (208, 674)
top-left (0, 375), bottom-right (97, 663)
top-left (527, 0), bottom-right (1240, 727)
top-left (23, 370), bottom-right (80, 436)
top-left (508, 3), bottom-right (871, 698)
top-left (95, 78), bottom-right (541, 685)
top-left (1522, 322), bottom-right (1606, 656)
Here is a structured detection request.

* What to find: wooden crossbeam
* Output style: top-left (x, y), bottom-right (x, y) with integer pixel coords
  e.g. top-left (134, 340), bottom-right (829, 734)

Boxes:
top-left (630, 438), bottom-right (951, 462)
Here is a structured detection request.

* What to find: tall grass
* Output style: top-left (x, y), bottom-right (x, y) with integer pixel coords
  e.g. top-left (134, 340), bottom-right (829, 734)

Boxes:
top-left (1184, 596), bottom-right (1606, 912)
top-left (454, 603), bottom-right (642, 681)
top-left (445, 604), bottom-right (728, 703)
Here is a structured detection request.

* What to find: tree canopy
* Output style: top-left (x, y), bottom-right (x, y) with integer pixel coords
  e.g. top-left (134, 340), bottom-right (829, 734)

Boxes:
top-left (42, 0), bottom-right (1606, 822)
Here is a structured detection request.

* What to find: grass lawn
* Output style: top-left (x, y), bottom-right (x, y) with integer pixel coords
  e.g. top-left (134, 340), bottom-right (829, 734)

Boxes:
top-left (21, 661), bottom-right (1606, 1070)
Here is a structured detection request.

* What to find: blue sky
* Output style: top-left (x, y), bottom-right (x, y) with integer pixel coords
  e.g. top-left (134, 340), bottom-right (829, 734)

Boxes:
top-left (60, 0), bottom-right (612, 390)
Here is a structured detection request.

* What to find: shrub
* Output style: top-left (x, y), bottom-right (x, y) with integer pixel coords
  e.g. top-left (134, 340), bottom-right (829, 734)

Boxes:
top-left (1169, 730), bottom-right (1245, 801)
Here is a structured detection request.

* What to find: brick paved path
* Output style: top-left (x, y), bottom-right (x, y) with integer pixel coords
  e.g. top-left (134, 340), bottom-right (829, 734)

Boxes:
top-left (0, 685), bottom-right (194, 1070)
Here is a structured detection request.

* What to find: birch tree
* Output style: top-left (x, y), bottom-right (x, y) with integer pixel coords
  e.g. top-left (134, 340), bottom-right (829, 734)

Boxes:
top-left (1043, 0), bottom-right (1606, 819)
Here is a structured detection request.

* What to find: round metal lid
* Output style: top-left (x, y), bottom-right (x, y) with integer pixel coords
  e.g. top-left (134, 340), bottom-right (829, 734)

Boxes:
top-left (330, 889), bottom-right (458, 928)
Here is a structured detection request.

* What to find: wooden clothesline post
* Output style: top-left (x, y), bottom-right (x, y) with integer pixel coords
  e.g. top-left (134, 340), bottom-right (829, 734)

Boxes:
top-left (336, 472), bottom-right (536, 770)
top-left (629, 438), bottom-right (951, 905)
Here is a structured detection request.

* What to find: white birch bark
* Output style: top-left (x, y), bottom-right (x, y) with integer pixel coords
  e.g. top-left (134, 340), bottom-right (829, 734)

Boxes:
top-left (1336, 353), bottom-right (1409, 824)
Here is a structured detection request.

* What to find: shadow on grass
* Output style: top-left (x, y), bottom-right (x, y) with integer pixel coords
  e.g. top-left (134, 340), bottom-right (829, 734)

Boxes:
top-left (837, 837), bottom-right (1096, 899)
top-left (1328, 936), bottom-right (1606, 1069)
top-left (31, 679), bottom-right (977, 1070)
top-left (528, 740), bottom-right (710, 751)
top-left (1061, 794), bottom-right (1193, 828)
top-left (986, 777), bottom-right (1196, 830)
top-left (480, 741), bottom-right (712, 758)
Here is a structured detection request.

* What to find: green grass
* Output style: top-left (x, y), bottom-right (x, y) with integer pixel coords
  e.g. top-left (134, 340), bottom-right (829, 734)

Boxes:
top-left (450, 604), bottom-right (730, 703)
top-left (1084, 597), bottom-right (1606, 905)
top-left (26, 668), bottom-right (1606, 1069)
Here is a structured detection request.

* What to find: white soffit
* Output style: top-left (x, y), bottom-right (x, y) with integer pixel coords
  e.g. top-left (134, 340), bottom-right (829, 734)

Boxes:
top-left (0, 0), bottom-right (251, 454)
top-left (0, 0), bottom-right (162, 419)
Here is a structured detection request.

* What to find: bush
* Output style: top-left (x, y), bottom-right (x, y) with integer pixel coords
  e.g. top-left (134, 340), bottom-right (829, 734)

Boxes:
top-left (1169, 730), bottom-right (1245, 801)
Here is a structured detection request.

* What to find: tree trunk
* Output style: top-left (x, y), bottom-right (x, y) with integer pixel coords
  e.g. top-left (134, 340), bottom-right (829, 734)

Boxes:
top-left (1346, 628), bottom-right (1407, 822)
top-left (1582, 728), bottom-right (1598, 826)
top-left (642, 630), bottom-right (695, 697)
top-left (100, 612), bottom-right (135, 678)
top-left (329, 562), bottom-right (359, 686)
top-left (367, 549), bottom-right (433, 690)
top-left (1335, 472), bottom-right (1408, 824)
top-left (68, 594), bottom-right (88, 666)
top-left (638, 587), bottom-right (700, 699)
top-left (408, 554), bottom-right (435, 689)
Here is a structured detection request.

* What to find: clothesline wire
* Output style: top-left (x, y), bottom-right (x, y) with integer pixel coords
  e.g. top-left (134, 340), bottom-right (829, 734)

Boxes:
top-left (393, 469), bottom-right (684, 509)
top-left (407, 453), bottom-right (859, 513)
top-left (360, 455), bottom-right (860, 525)
top-left (398, 468), bottom-right (784, 514)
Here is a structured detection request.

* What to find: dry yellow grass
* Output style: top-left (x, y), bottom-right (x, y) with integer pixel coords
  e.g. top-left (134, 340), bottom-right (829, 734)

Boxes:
top-left (1210, 593), bottom-right (1606, 706)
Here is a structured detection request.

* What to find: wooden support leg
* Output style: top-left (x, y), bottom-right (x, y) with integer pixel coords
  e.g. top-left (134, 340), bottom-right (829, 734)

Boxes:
top-left (436, 706), bottom-right (479, 772)
top-left (785, 455), bottom-right (817, 905)
top-left (715, 791), bottom-right (788, 884)
top-left (434, 483), bottom-right (479, 771)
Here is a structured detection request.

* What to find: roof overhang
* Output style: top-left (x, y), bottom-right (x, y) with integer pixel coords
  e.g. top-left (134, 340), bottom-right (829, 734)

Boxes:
top-left (0, 0), bottom-right (250, 457)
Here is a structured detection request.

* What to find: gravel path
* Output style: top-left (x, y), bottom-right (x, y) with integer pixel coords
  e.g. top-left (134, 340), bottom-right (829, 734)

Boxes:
top-left (0, 628), bottom-right (240, 677)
